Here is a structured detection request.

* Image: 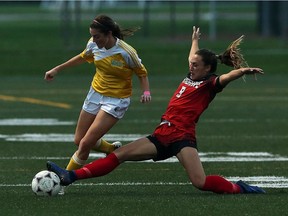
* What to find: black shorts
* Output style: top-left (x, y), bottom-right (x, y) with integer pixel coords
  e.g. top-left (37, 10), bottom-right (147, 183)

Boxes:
top-left (147, 135), bottom-right (197, 161)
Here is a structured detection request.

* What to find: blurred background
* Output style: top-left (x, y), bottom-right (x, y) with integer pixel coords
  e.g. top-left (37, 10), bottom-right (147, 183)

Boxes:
top-left (1, 4), bottom-right (288, 214)
top-left (0, 0), bottom-right (287, 77)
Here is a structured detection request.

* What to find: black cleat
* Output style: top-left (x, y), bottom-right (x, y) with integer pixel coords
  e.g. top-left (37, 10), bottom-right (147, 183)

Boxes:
top-left (47, 161), bottom-right (76, 186)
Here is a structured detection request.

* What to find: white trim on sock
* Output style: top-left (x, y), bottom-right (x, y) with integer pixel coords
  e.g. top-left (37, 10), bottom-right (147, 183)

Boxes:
top-left (95, 138), bottom-right (102, 148)
top-left (72, 152), bottom-right (86, 166)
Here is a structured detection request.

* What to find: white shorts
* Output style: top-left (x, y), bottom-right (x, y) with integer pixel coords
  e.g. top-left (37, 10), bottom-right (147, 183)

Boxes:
top-left (82, 87), bottom-right (130, 119)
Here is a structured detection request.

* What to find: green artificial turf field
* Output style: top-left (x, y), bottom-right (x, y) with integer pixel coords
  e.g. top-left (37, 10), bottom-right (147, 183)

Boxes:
top-left (1, 2), bottom-right (288, 216)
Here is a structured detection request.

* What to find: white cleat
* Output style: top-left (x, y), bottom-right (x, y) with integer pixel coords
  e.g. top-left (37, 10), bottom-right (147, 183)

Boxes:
top-left (112, 141), bottom-right (122, 150)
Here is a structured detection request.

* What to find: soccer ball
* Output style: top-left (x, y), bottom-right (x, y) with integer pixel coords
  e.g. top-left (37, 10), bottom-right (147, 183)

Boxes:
top-left (31, 170), bottom-right (61, 196)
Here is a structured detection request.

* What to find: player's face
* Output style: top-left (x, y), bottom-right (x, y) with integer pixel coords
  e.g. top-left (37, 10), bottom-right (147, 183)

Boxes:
top-left (189, 54), bottom-right (210, 80)
top-left (89, 28), bottom-right (110, 49)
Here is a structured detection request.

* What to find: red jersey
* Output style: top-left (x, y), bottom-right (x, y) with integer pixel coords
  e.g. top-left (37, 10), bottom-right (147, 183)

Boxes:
top-left (153, 74), bottom-right (223, 145)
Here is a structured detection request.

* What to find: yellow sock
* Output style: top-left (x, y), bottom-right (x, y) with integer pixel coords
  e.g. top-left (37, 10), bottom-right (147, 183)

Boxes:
top-left (66, 152), bottom-right (86, 171)
top-left (93, 139), bottom-right (115, 154)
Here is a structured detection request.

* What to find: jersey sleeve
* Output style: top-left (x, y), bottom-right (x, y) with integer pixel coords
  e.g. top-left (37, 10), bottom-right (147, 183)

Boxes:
top-left (213, 76), bottom-right (224, 93)
top-left (127, 50), bottom-right (148, 77)
top-left (118, 40), bottom-right (148, 77)
top-left (133, 64), bottom-right (148, 77)
top-left (80, 37), bottom-right (95, 63)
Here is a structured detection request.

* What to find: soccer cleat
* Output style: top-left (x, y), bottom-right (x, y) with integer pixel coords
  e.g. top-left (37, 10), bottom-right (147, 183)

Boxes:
top-left (46, 161), bottom-right (76, 186)
top-left (112, 141), bottom-right (122, 150)
top-left (236, 180), bottom-right (266, 194)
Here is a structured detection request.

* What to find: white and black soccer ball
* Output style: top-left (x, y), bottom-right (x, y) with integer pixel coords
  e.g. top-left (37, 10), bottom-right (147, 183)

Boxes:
top-left (31, 170), bottom-right (61, 196)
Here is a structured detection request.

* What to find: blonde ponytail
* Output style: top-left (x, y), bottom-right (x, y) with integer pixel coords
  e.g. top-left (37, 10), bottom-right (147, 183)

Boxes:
top-left (218, 35), bottom-right (249, 69)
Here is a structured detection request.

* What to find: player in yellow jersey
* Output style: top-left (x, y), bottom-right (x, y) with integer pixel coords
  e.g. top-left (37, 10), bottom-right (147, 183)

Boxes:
top-left (44, 15), bottom-right (151, 192)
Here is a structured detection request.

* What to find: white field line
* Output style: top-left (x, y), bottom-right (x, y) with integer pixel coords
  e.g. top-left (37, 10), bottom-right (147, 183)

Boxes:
top-left (1, 176), bottom-right (288, 188)
top-left (1, 152), bottom-right (288, 162)
top-left (0, 118), bottom-right (287, 126)
top-left (0, 118), bottom-right (75, 126)
top-left (0, 133), bottom-right (144, 142)
top-left (1, 133), bottom-right (288, 142)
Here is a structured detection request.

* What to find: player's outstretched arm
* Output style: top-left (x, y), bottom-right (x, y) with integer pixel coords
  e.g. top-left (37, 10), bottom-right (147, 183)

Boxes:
top-left (188, 26), bottom-right (201, 63)
top-left (219, 67), bottom-right (264, 87)
top-left (44, 55), bottom-right (86, 81)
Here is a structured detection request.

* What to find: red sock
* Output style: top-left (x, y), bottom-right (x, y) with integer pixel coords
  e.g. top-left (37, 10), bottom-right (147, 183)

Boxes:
top-left (201, 175), bottom-right (241, 194)
top-left (75, 153), bottom-right (120, 180)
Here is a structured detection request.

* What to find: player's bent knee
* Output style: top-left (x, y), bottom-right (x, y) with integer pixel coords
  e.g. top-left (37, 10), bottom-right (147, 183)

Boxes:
top-left (79, 139), bottom-right (94, 151)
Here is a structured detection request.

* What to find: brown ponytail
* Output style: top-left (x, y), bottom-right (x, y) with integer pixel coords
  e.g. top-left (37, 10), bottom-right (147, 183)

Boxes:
top-left (90, 15), bottom-right (140, 40)
top-left (119, 27), bottom-right (141, 39)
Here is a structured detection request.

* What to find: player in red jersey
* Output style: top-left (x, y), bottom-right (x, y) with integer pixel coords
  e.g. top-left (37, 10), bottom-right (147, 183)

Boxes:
top-left (47, 26), bottom-right (265, 194)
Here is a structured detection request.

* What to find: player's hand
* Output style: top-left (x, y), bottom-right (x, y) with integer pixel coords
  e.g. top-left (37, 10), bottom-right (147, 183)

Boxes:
top-left (44, 69), bottom-right (58, 81)
top-left (140, 91), bottom-right (151, 103)
top-left (192, 26), bottom-right (201, 41)
top-left (241, 67), bottom-right (264, 81)
top-left (241, 68), bottom-right (264, 75)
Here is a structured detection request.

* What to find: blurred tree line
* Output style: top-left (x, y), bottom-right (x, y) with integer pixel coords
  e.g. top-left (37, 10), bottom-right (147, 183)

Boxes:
top-left (258, 1), bottom-right (288, 39)
top-left (1, 0), bottom-right (287, 39)
top-left (56, 0), bottom-right (288, 39)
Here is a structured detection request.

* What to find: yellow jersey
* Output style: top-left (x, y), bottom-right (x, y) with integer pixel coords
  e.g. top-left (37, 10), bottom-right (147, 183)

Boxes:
top-left (80, 37), bottom-right (148, 98)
